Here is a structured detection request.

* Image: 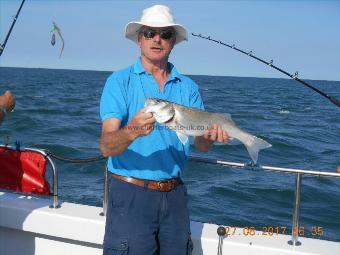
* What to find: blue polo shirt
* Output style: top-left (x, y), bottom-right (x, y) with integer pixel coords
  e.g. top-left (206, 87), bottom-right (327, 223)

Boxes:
top-left (100, 58), bottom-right (204, 181)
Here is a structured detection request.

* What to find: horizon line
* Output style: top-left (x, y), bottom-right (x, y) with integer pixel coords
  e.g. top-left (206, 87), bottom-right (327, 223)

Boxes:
top-left (0, 65), bottom-right (339, 83)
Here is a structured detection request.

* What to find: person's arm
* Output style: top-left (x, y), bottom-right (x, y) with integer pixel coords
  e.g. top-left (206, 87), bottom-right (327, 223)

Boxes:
top-left (100, 109), bottom-right (155, 157)
top-left (194, 124), bottom-right (228, 152)
top-left (0, 108), bottom-right (6, 123)
top-left (0, 91), bottom-right (15, 124)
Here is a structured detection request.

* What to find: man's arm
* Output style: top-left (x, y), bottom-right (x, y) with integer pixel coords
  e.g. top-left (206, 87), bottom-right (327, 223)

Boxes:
top-left (100, 109), bottom-right (155, 157)
top-left (194, 124), bottom-right (228, 152)
top-left (0, 91), bottom-right (15, 124)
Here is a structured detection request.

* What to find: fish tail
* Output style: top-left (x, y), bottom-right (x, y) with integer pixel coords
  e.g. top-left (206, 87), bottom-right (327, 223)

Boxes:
top-left (244, 136), bottom-right (272, 164)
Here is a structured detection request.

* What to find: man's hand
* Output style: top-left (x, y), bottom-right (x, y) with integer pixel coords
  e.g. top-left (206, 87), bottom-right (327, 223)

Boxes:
top-left (124, 108), bottom-right (156, 140)
top-left (0, 91), bottom-right (15, 112)
top-left (100, 108), bottom-right (156, 157)
top-left (203, 124), bottom-right (228, 144)
top-left (195, 124), bottom-right (228, 152)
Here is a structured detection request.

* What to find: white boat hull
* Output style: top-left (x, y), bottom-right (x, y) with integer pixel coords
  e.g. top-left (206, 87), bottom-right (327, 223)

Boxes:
top-left (0, 191), bottom-right (339, 255)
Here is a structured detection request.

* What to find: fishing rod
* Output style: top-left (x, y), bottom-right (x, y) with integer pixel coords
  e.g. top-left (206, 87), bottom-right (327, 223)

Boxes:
top-left (192, 33), bottom-right (340, 108)
top-left (0, 0), bottom-right (26, 57)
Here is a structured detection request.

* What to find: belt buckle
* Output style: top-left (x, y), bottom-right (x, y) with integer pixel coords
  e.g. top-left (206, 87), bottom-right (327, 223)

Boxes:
top-left (157, 180), bottom-right (174, 192)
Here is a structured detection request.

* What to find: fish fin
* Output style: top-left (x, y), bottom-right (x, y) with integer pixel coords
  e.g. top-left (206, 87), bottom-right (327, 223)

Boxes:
top-left (213, 142), bottom-right (225, 146)
top-left (213, 137), bottom-right (239, 146)
top-left (176, 132), bottom-right (188, 144)
top-left (245, 136), bottom-right (272, 164)
top-left (227, 137), bottom-right (242, 145)
top-left (222, 113), bottom-right (235, 125)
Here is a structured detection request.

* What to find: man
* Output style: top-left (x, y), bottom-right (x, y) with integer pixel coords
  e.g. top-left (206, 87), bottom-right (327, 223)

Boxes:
top-left (100, 5), bottom-right (228, 255)
top-left (0, 91), bottom-right (15, 124)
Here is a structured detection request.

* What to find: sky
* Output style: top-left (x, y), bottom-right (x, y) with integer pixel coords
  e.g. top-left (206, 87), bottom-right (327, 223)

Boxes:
top-left (0, 0), bottom-right (340, 81)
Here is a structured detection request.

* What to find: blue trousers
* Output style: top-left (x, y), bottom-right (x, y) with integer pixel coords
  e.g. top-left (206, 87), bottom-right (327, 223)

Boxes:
top-left (103, 176), bottom-right (193, 255)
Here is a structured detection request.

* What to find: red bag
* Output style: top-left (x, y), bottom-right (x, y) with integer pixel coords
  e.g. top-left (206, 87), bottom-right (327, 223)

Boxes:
top-left (0, 146), bottom-right (51, 195)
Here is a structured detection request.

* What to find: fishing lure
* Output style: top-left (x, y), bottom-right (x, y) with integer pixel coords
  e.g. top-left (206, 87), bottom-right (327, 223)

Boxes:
top-left (51, 33), bottom-right (56, 46)
top-left (50, 21), bottom-right (64, 58)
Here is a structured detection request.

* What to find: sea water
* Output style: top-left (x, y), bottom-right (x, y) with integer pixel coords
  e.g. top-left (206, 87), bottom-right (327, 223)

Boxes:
top-left (1, 67), bottom-right (339, 241)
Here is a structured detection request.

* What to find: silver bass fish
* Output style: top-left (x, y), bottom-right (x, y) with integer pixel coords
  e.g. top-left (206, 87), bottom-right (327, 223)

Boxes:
top-left (145, 98), bottom-right (271, 163)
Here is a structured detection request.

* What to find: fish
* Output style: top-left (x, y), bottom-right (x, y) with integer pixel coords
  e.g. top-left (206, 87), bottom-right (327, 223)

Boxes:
top-left (144, 98), bottom-right (272, 163)
top-left (51, 21), bottom-right (64, 58)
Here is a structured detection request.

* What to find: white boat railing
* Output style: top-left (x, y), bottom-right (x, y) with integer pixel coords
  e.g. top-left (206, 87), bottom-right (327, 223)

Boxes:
top-left (2, 144), bottom-right (339, 247)
top-left (0, 145), bottom-right (60, 208)
top-left (189, 156), bottom-right (340, 246)
top-left (25, 147), bottom-right (60, 209)
top-left (100, 156), bottom-right (340, 247)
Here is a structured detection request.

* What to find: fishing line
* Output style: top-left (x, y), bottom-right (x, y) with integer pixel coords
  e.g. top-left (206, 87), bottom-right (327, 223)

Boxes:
top-left (192, 33), bottom-right (340, 107)
top-left (0, 0), bottom-right (26, 57)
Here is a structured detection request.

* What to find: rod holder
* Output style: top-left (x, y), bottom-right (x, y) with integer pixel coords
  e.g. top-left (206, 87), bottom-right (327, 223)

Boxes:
top-left (288, 173), bottom-right (302, 246)
top-left (217, 226), bottom-right (226, 255)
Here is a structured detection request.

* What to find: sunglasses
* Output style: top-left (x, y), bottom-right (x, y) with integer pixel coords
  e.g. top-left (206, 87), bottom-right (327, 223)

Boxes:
top-left (142, 28), bottom-right (174, 40)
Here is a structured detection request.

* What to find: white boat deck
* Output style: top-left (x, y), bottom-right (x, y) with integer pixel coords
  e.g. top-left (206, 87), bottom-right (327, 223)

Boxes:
top-left (0, 191), bottom-right (339, 255)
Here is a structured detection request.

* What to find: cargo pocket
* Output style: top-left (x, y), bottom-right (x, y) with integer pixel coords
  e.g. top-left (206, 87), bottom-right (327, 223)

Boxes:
top-left (103, 239), bottom-right (129, 255)
top-left (187, 236), bottom-right (193, 255)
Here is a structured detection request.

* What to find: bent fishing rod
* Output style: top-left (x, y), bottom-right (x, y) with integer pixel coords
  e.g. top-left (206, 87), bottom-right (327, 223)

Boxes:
top-left (0, 0), bottom-right (26, 57)
top-left (192, 33), bottom-right (340, 108)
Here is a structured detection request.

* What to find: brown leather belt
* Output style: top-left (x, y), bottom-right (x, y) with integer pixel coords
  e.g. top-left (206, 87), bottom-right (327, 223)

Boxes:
top-left (111, 173), bottom-right (182, 192)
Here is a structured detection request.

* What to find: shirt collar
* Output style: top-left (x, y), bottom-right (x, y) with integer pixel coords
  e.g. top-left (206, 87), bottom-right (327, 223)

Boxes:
top-left (133, 58), bottom-right (181, 81)
top-left (133, 58), bottom-right (146, 74)
top-left (167, 62), bottom-right (181, 81)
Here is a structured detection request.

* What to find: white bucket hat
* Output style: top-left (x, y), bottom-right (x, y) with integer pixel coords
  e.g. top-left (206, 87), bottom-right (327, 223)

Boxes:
top-left (125, 5), bottom-right (188, 45)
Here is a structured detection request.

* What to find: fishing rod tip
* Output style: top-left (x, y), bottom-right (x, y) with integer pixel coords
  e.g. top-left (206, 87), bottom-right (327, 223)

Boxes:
top-left (329, 96), bottom-right (340, 107)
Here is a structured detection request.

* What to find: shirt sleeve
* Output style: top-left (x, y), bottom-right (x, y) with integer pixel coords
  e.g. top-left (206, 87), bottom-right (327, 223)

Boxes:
top-left (189, 80), bottom-right (205, 111)
top-left (100, 73), bottom-right (128, 122)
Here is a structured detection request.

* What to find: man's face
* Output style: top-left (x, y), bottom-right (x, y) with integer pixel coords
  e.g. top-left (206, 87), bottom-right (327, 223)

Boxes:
top-left (138, 26), bottom-right (176, 63)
